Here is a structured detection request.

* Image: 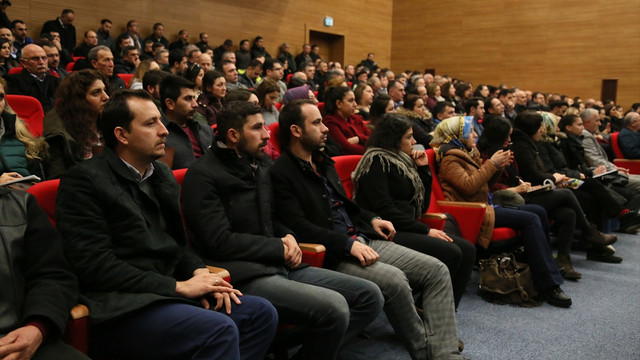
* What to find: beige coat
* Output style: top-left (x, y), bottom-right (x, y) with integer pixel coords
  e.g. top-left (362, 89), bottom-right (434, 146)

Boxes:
top-left (437, 148), bottom-right (498, 248)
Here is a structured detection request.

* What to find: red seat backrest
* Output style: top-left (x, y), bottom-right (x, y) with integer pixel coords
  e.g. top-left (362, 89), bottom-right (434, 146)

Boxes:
top-left (6, 94), bottom-right (45, 137)
top-left (268, 122), bottom-right (281, 155)
top-left (275, 102), bottom-right (283, 111)
top-left (8, 67), bottom-right (23, 74)
top-left (27, 179), bottom-right (60, 226)
top-left (65, 62), bottom-right (76, 72)
top-left (332, 155), bottom-right (363, 199)
top-left (610, 132), bottom-right (624, 158)
top-left (117, 73), bottom-right (134, 88)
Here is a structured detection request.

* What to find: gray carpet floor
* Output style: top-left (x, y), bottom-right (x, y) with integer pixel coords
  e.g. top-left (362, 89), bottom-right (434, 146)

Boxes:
top-left (338, 231), bottom-right (640, 360)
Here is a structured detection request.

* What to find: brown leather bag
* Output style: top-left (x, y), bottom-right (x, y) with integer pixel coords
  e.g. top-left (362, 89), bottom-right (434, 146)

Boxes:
top-left (478, 253), bottom-right (542, 307)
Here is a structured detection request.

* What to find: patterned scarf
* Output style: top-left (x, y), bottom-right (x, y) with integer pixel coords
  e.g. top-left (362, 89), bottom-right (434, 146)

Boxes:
top-left (352, 147), bottom-right (425, 218)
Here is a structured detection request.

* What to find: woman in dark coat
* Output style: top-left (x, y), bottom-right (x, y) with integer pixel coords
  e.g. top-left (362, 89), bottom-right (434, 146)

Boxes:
top-left (352, 113), bottom-right (475, 308)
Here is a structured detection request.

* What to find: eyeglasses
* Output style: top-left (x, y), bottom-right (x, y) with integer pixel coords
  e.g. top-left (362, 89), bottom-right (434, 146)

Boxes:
top-left (0, 93), bottom-right (6, 100)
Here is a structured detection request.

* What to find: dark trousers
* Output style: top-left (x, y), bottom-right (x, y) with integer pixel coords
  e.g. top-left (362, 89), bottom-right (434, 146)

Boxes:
top-left (526, 188), bottom-right (590, 254)
top-left (494, 204), bottom-right (563, 292)
top-left (32, 339), bottom-right (90, 360)
top-left (394, 230), bottom-right (475, 309)
top-left (90, 296), bottom-right (278, 360)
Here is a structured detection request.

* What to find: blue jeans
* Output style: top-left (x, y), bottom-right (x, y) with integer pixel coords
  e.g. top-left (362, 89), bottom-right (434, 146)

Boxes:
top-left (494, 205), bottom-right (563, 292)
top-left (90, 296), bottom-right (278, 360)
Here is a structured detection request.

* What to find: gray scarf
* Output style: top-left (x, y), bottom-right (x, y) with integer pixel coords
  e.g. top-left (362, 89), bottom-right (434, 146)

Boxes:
top-left (352, 147), bottom-right (425, 218)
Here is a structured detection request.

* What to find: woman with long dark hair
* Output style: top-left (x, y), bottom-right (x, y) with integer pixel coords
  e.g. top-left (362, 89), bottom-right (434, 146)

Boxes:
top-left (0, 38), bottom-right (18, 76)
top-left (323, 86), bottom-right (371, 154)
top-left (353, 113), bottom-right (475, 308)
top-left (196, 70), bottom-right (226, 125)
top-left (43, 69), bottom-right (109, 179)
top-left (397, 94), bottom-right (434, 148)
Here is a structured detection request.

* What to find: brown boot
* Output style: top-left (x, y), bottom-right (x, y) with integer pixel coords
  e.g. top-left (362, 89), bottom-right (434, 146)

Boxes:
top-left (583, 225), bottom-right (616, 248)
top-left (556, 253), bottom-right (582, 281)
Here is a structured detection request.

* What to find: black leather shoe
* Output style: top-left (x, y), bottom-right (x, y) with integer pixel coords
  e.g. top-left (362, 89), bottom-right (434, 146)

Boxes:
top-left (586, 251), bottom-right (623, 263)
top-left (619, 211), bottom-right (640, 234)
top-left (543, 286), bottom-right (572, 308)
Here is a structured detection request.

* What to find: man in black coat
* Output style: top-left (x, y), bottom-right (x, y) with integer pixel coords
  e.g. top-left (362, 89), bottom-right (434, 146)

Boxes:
top-left (55, 89), bottom-right (277, 360)
top-left (40, 9), bottom-right (76, 53)
top-left (160, 75), bottom-right (212, 169)
top-left (270, 100), bottom-right (463, 360)
top-left (4, 44), bottom-right (60, 112)
top-left (0, 187), bottom-right (88, 360)
top-left (182, 101), bottom-right (383, 360)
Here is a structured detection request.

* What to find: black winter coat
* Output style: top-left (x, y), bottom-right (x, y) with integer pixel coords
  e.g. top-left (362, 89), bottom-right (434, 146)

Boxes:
top-left (270, 151), bottom-right (380, 269)
top-left (182, 143), bottom-right (297, 284)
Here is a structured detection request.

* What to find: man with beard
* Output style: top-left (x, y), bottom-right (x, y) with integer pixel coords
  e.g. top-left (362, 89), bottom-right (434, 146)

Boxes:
top-left (96, 19), bottom-right (114, 51)
top-left (181, 100), bottom-right (383, 360)
top-left (270, 100), bottom-right (463, 360)
top-left (160, 74), bottom-right (213, 169)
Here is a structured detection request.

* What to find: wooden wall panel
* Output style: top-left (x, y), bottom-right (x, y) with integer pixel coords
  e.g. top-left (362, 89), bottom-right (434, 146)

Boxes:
top-left (392, 0), bottom-right (640, 108)
top-left (10, 0), bottom-right (392, 69)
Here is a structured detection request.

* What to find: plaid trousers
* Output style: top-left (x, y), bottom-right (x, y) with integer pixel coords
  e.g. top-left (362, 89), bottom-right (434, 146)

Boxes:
top-left (335, 239), bottom-right (462, 360)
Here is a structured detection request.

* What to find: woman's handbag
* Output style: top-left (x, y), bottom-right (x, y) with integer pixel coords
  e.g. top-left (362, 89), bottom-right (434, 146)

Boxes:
top-left (478, 252), bottom-right (542, 307)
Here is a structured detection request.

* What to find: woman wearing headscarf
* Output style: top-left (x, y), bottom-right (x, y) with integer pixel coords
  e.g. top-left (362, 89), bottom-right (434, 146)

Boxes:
top-left (432, 116), bottom-right (571, 308)
top-left (352, 113), bottom-right (475, 308)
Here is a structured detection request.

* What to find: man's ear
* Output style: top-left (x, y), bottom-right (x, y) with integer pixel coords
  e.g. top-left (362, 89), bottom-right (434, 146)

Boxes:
top-left (114, 126), bottom-right (128, 146)
top-left (164, 98), bottom-right (175, 111)
top-left (227, 128), bottom-right (240, 144)
top-left (290, 124), bottom-right (302, 139)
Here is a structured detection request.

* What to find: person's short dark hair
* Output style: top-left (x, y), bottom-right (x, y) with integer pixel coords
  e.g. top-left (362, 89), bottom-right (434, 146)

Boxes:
top-left (433, 101), bottom-right (453, 119)
top-left (389, 79), bottom-right (404, 91)
top-left (262, 58), bottom-right (281, 72)
top-left (143, 39), bottom-right (154, 46)
top-left (153, 22), bottom-right (163, 31)
top-left (477, 116), bottom-right (512, 154)
top-left (549, 101), bottom-right (568, 111)
top-left (223, 39), bottom-right (233, 46)
top-left (224, 88), bottom-right (257, 105)
top-left (248, 59), bottom-right (263, 70)
top-left (513, 111), bottom-right (543, 137)
top-left (366, 113), bottom-right (412, 150)
top-left (498, 88), bottom-right (514, 98)
top-left (10, 19), bottom-right (24, 30)
top-left (121, 45), bottom-right (137, 58)
top-left (101, 19), bottom-right (112, 25)
top-left (324, 86), bottom-right (352, 115)
top-left (202, 70), bottom-right (225, 92)
top-left (126, 20), bottom-right (136, 29)
top-left (239, 39), bottom-right (249, 47)
top-left (464, 97), bottom-right (483, 114)
top-left (61, 9), bottom-right (75, 16)
top-left (558, 113), bottom-right (580, 132)
top-left (216, 101), bottom-right (261, 143)
top-left (487, 85), bottom-right (498, 95)
top-left (152, 42), bottom-right (164, 51)
top-left (221, 59), bottom-right (234, 68)
top-left (631, 103), bottom-right (640, 112)
top-left (252, 36), bottom-right (263, 46)
top-left (484, 96), bottom-right (499, 112)
top-left (300, 62), bottom-right (314, 71)
top-left (178, 29), bottom-right (187, 36)
top-left (142, 69), bottom-right (169, 91)
top-left (159, 74), bottom-right (195, 111)
top-left (99, 90), bottom-right (155, 149)
top-left (287, 76), bottom-right (307, 89)
top-left (169, 49), bottom-right (186, 68)
top-left (199, 33), bottom-right (206, 40)
top-left (278, 99), bottom-right (317, 150)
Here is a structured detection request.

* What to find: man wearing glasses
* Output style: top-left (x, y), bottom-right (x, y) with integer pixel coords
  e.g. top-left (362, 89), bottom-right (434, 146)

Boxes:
top-left (3, 44), bottom-right (60, 112)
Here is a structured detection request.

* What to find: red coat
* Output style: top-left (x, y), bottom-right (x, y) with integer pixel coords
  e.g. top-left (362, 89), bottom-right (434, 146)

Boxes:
top-left (323, 113), bottom-right (370, 155)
